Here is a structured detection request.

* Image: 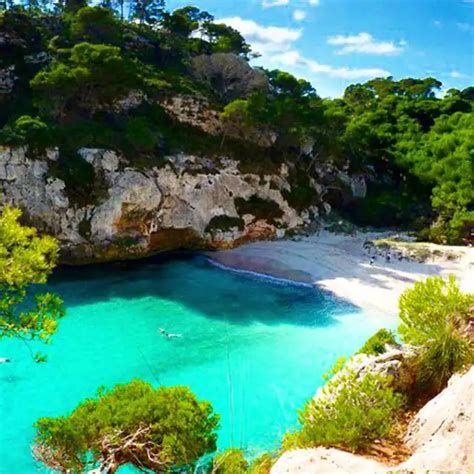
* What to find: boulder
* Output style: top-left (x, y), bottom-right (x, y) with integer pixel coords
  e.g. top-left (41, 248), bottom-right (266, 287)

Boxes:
top-left (271, 448), bottom-right (386, 474)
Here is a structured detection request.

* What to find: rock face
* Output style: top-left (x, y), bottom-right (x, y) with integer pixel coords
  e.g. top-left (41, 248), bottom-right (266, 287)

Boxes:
top-left (271, 448), bottom-right (386, 474)
top-left (271, 365), bottom-right (474, 474)
top-left (0, 146), bottom-right (318, 263)
top-left (396, 365), bottom-right (474, 473)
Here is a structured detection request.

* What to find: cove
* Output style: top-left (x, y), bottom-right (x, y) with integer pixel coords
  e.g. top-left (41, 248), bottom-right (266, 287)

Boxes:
top-left (0, 253), bottom-right (390, 473)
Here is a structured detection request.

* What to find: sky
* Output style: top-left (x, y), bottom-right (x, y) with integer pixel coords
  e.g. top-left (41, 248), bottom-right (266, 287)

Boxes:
top-left (167, 0), bottom-right (474, 97)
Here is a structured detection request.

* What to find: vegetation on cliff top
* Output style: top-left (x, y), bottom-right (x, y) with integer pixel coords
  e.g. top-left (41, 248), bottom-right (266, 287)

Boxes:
top-left (0, 1), bottom-right (473, 242)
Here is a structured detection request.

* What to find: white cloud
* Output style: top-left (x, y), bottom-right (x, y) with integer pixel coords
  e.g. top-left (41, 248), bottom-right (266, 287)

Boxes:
top-left (293, 9), bottom-right (307, 21)
top-left (217, 17), bottom-right (301, 55)
top-left (273, 49), bottom-right (390, 79)
top-left (262, 0), bottom-right (289, 7)
top-left (327, 32), bottom-right (405, 55)
top-left (457, 22), bottom-right (474, 32)
top-left (218, 17), bottom-right (389, 84)
top-left (433, 20), bottom-right (442, 27)
top-left (262, 0), bottom-right (319, 7)
top-left (450, 71), bottom-right (468, 78)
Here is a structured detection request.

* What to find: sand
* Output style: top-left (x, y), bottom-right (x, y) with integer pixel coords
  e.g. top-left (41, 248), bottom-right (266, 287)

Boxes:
top-left (208, 231), bottom-right (474, 316)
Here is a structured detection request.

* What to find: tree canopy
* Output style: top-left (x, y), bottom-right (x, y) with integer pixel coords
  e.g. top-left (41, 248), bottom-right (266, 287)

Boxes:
top-left (33, 379), bottom-right (220, 473)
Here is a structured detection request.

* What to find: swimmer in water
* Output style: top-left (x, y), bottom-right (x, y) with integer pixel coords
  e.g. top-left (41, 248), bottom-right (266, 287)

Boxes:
top-left (0, 358), bottom-right (11, 363)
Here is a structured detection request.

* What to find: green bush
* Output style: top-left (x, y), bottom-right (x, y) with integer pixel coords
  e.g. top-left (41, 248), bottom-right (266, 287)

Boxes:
top-left (0, 115), bottom-right (51, 147)
top-left (34, 380), bottom-right (220, 473)
top-left (212, 448), bottom-right (248, 474)
top-left (284, 371), bottom-right (405, 451)
top-left (357, 328), bottom-right (397, 356)
top-left (398, 275), bottom-right (474, 391)
top-left (248, 452), bottom-right (275, 474)
top-left (124, 116), bottom-right (158, 151)
top-left (70, 6), bottom-right (121, 44)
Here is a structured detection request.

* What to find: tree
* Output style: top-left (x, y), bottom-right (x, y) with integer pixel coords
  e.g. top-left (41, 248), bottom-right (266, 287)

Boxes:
top-left (398, 275), bottom-right (474, 391)
top-left (70, 6), bottom-right (121, 44)
top-left (31, 42), bottom-right (140, 118)
top-left (161, 6), bottom-right (213, 37)
top-left (33, 379), bottom-right (220, 473)
top-left (0, 206), bottom-right (64, 361)
top-left (130, 0), bottom-right (164, 25)
top-left (205, 22), bottom-right (251, 58)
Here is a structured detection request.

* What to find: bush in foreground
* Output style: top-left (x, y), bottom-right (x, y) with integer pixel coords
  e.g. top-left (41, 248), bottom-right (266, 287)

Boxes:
top-left (398, 275), bottom-right (474, 391)
top-left (284, 371), bottom-right (405, 451)
top-left (212, 448), bottom-right (248, 473)
top-left (33, 380), bottom-right (220, 473)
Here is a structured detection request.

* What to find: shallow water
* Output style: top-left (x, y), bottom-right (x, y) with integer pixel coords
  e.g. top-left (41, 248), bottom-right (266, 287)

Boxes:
top-left (0, 253), bottom-right (392, 473)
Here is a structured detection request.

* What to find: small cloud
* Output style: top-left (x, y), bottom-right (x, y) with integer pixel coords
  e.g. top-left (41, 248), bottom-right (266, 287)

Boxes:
top-left (327, 32), bottom-right (405, 55)
top-left (457, 22), bottom-right (474, 32)
top-left (450, 71), bottom-right (468, 78)
top-left (217, 17), bottom-right (301, 55)
top-left (308, 0), bottom-right (320, 5)
top-left (433, 20), bottom-right (442, 27)
top-left (293, 9), bottom-right (307, 21)
top-left (262, 0), bottom-right (289, 7)
top-left (274, 49), bottom-right (390, 79)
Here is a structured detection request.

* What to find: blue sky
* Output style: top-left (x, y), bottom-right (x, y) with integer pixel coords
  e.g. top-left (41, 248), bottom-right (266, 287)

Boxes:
top-left (167, 0), bottom-right (474, 97)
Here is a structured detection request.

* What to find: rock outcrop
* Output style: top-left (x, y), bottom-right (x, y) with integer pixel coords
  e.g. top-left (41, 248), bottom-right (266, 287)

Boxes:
top-left (0, 146), bottom-right (320, 263)
top-left (271, 365), bottom-right (474, 474)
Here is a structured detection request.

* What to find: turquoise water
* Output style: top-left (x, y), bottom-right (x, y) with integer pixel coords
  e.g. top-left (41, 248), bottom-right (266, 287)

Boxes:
top-left (0, 253), bottom-right (391, 473)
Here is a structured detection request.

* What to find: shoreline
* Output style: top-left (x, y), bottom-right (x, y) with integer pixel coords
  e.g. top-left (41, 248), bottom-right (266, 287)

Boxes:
top-left (207, 230), bottom-right (474, 316)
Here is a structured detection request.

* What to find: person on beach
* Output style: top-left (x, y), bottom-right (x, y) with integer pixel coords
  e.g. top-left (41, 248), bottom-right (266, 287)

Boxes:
top-left (385, 252), bottom-right (391, 263)
top-left (369, 256), bottom-right (375, 266)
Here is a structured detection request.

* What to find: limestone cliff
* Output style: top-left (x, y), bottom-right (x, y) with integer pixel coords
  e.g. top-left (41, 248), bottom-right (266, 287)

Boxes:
top-left (0, 146), bottom-right (327, 263)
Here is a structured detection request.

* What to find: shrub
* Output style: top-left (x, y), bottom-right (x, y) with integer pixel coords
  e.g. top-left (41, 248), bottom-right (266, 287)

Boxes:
top-left (70, 7), bottom-right (121, 44)
top-left (284, 371), bottom-right (405, 451)
top-left (248, 452), bottom-right (275, 474)
top-left (212, 448), bottom-right (248, 474)
top-left (357, 328), bottom-right (397, 356)
top-left (124, 116), bottom-right (158, 152)
top-left (0, 115), bottom-right (51, 147)
top-left (34, 380), bottom-right (220, 473)
top-left (398, 275), bottom-right (474, 390)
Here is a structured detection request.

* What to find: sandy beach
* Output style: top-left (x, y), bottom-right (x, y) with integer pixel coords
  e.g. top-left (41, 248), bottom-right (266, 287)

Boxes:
top-left (208, 231), bottom-right (474, 317)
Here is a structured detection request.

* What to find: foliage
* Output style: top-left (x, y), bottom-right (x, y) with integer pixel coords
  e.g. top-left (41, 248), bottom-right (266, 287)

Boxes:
top-left (322, 356), bottom-right (347, 381)
top-left (357, 328), bottom-right (397, 356)
top-left (0, 206), bottom-right (64, 358)
top-left (212, 448), bottom-right (248, 474)
top-left (284, 371), bottom-right (405, 451)
top-left (398, 275), bottom-right (474, 391)
top-left (30, 42), bottom-right (139, 117)
top-left (70, 6), bottom-right (121, 44)
top-left (33, 379), bottom-right (220, 473)
top-left (0, 115), bottom-right (51, 147)
top-left (248, 452), bottom-right (275, 474)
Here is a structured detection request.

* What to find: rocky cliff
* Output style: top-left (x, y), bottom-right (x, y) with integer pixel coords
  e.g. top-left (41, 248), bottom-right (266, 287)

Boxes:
top-left (0, 145), bottom-right (331, 263)
top-left (271, 365), bottom-right (474, 474)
